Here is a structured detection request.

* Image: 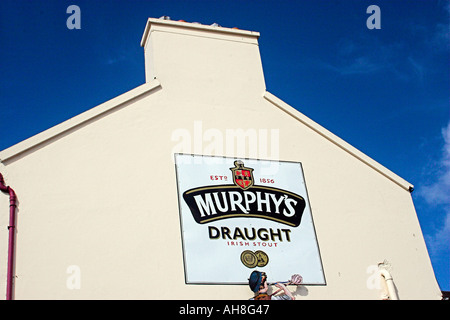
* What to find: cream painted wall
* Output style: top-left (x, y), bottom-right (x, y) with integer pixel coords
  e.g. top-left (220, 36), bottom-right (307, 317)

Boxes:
top-left (0, 18), bottom-right (441, 299)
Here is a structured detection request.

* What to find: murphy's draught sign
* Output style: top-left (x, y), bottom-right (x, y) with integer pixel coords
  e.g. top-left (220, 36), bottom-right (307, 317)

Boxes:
top-left (175, 154), bottom-right (325, 285)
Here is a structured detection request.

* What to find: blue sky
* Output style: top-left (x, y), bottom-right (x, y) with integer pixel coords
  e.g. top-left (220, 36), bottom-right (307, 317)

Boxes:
top-left (1, 0), bottom-right (449, 292)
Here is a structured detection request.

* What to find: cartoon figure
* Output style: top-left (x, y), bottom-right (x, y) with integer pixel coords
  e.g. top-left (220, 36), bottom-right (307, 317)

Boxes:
top-left (248, 271), bottom-right (301, 300)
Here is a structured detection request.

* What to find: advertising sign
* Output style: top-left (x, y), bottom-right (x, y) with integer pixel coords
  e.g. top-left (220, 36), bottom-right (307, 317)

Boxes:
top-left (175, 154), bottom-right (325, 285)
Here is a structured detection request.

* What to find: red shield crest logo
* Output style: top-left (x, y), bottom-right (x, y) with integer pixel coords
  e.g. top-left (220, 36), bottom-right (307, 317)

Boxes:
top-left (230, 160), bottom-right (254, 190)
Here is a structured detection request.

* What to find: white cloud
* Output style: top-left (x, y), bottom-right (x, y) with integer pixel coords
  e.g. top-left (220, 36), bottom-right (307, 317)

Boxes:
top-left (418, 121), bottom-right (450, 253)
top-left (430, 23), bottom-right (450, 51)
top-left (324, 55), bottom-right (385, 75)
top-left (422, 122), bottom-right (450, 203)
top-left (430, 212), bottom-right (450, 255)
top-left (407, 57), bottom-right (426, 82)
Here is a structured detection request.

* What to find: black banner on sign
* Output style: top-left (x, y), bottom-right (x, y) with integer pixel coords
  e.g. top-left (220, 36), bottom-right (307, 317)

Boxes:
top-left (183, 185), bottom-right (305, 227)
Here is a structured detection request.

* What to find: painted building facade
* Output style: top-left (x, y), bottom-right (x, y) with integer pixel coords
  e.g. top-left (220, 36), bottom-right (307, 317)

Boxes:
top-left (0, 18), bottom-right (442, 299)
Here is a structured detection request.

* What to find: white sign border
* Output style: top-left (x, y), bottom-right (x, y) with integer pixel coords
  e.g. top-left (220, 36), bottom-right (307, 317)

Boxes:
top-left (174, 153), bottom-right (326, 286)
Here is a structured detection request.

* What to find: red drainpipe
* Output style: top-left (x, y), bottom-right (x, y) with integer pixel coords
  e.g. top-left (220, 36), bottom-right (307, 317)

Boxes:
top-left (0, 173), bottom-right (17, 300)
